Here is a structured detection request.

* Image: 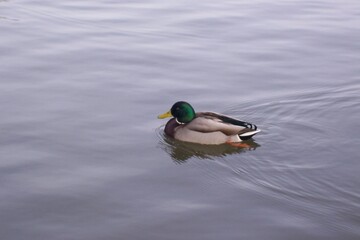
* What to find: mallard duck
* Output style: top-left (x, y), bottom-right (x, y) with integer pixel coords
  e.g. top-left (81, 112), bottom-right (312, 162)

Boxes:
top-left (158, 101), bottom-right (261, 146)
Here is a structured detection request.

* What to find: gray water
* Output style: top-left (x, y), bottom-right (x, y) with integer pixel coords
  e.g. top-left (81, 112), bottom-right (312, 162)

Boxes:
top-left (1, 0), bottom-right (360, 239)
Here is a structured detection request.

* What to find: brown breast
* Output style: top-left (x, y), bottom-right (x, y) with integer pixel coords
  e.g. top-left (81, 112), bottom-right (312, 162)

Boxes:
top-left (164, 118), bottom-right (180, 138)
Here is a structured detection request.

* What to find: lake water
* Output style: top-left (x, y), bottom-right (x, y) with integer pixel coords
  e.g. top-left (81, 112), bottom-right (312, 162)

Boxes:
top-left (1, 0), bottom-right (360, 239)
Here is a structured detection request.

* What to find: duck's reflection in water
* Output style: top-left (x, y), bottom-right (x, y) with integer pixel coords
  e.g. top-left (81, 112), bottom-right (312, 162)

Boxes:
top-left (159, 134), bottom-right (261, 163)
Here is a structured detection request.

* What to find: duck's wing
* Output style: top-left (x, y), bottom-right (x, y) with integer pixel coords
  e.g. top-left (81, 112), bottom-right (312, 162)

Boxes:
top-left (186, 112), bottom-right (258, 136)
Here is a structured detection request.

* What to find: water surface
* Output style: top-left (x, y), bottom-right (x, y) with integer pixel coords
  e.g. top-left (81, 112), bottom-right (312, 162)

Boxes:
top-left (1, 0), bottom-right (360, 239)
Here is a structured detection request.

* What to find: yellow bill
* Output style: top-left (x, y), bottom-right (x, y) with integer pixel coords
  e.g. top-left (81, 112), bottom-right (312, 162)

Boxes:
top-left (158, 110), bottom-right (172, 119)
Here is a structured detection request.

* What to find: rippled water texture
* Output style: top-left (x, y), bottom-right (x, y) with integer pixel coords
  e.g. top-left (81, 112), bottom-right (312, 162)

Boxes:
top-left (1, 0), bottom-right (360, 239)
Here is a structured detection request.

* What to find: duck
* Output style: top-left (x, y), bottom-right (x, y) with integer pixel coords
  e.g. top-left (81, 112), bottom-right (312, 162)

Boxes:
top-left (158, 101), bottom-right (261, 146)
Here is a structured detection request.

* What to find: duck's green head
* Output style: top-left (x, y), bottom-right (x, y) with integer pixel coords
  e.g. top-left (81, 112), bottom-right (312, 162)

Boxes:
top-left (158, 101), bottom-right (196, 124)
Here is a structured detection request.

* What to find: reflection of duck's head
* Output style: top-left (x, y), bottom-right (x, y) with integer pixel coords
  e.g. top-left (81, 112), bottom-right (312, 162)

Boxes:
top-left (159, 133), bottom-right (261, 163)
top-left (158, 101), bottom-right (261, 145)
